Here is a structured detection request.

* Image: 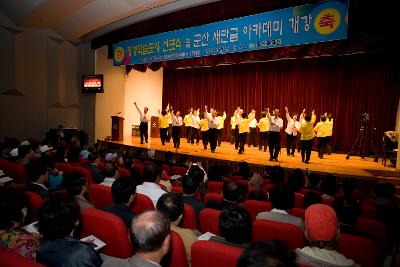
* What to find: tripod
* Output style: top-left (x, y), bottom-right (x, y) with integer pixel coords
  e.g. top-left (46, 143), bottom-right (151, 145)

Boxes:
top-left (346, 122), bottom-right (379, 161)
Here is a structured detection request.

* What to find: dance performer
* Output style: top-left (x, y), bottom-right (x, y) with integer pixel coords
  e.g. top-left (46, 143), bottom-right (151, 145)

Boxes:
top-left (326, 113), bottom-right (334, 155)
top-left (204, 106), bottom-right (220, 153)
top-left (238, 109), bottom-right (256, 154)
top-left (217, 111), bottom-right (226, 147)
top-left (234, 107), bottom-right (243, 150)
top-left (247, 112), bottom-right (257, 147)
top-left (171, 108), bottom-right (183, 149)
top-left (134, 102), bottom-right (150, 144)
top-left (258, 111), bottom-right (269, 152)
top-left (199, 113), bottom-right (209, 149)
top-left (299, 109), bottom-right (316, 164)
top-left (166, 104), bottom-right (172, 143)
top-left (189, 109), bottom-right (200, 145)
top-left (230, 114), bottom-right (236, 144)
top-left (267, 108), bottom-right (283, 161)
top-left (158, 108), bottom-right (170, 145)
top-left (284, 106), bottom-right (301, 156)
top-left (183, 108), bottom-right (193, 143)
top-left (314, 114), bottom-right (330, 158)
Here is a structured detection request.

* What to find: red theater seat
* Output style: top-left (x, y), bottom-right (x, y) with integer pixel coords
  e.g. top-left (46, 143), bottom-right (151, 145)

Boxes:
top-left (25, 191), bottom-right (44, 221)
top-left (182, 203), bottom-right (198, 230)
top-left (5, 162), bottom-right (27, 183)
top-left (73, 165), bottom-right (94, 185)
top-left (199, 208), bottom-right (221, 235)
top-left (252, 220), bottom-right (305, 249)
top-left (130, 193), bottom-right (155, 214)
top-left (55, 162), bottom-right (74, 175)
top-left (356, 217), bottom-right (387, 253)
top-left (207, 181), bottom-right (223, 193)
top-left (337, 233), bottom-right (377, 267)
top-left (242, 200), bottom-right (272, 221)
top-left (88, 184), bottom-right (113, 208)
top-left (191, 240), bottom-right (243, 267)
top-left (119, 167), bottom-right (131, 177)
top-left (0, 250), bottom-right (45, 267)
top-left (81, 208), bottom-right (133, 259)
top-left (171, 166), bottom-right (187, 176)
top-left (169, 230), bottom-right (189, 267)
top-left (203, 193), bottom-right (223, 205)
top-left (288, 207), bottom-right (306, 220)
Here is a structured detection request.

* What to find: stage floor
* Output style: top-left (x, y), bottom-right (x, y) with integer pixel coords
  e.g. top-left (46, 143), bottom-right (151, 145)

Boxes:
top-left (103, 136), bottom-right (399, 184)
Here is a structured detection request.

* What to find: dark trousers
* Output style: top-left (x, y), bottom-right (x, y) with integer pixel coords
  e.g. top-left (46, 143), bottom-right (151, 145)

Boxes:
top-left (268, 131), bottom-right (281, 159)
top-left (238, 132), bottom-right (248, 153)
top-left (286, 133), bottom-right (297, 155)
top-left (234, 125), bottom-right (239, 149)
top-left (301, 139), bottom-right (313, 163)
top-left (247, 127), bottom-right (257, 147)
top-left (172, 126), bottom-right (181, 148)
top-left (160, 128), bottom-right (168, 145)
top-left (259, 131), bottom-right (268, 151)
top-left (201, 130), bottom-right (209, 149)
top-left (230, 128), bottom-right (235, 144)
top-left (191, 127), bottom-right (199, 144)
top-left (317, 137), bottom-right (328, 158)
top-left (186, 126), bottom-right (192, 142)
top-left (166, 124), bottom-right (172, 142)
top-left (209, 128), bottom-right (217, 152)
top-left (217, 129), bottom-right (223, 146)
top-left (139, 122), bottom-right (148, 143)
top-left (326, 136), bottom-right (332, 154)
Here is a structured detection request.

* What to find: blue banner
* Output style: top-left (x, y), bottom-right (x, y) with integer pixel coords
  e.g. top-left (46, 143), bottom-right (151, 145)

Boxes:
top-left (113, 0), bottom-right (348, 66)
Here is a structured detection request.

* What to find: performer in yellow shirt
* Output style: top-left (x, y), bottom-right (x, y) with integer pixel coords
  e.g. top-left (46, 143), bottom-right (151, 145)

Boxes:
top-left (299, 109), bottom-right (316, 164)
top-left (257, 111), bottom-right (270, 152)
top-left (238, 109), bottom-right (255, 154)
top-left (230, 115), bottom-right (236, 144)
top-left (326, 113), bottom-right (334, 155)
top-left (314, 114), bottom-right (331, 159)
top-left (183, 108), bottom-right (193, 143)
top-left (158, 108), bottom-right (170, 145)
top-left (199, 114), bottom-right (209, 150)
top-left (216, 111), bottom-right (226, 147)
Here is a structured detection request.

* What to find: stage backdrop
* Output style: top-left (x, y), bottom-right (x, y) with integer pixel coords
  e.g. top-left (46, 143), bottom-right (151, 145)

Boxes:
top-left (163, 53), bottom-right (400, 153)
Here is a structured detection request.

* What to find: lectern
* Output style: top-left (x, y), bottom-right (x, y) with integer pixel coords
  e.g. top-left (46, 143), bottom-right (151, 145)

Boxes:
top-left (111, 116), bottom-right (124, 141)
top-left (151, 116), bottom-right (160, 138)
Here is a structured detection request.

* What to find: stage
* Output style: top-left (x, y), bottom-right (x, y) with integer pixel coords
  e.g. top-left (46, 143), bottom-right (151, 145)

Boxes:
top-left (100, 136), bottom-right (400, 187)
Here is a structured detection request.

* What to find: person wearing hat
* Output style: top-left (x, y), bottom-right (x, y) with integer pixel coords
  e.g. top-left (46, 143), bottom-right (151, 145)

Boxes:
top-left (296, 204), bottom-right (359, 267)
top-left (105, 152), bottom-right (117, 162)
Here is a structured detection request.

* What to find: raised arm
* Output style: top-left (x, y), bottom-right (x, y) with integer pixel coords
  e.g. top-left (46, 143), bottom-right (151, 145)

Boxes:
top-left (248, 109), bottom-right (256, 120)
top-left (266, 108), bottom-right (272, 121)
top-left (300, 108), bottom-right (306, 122)
top-left (134, 102), bottom-right (143, 116)
top-left (285, 106), bottom-right (291, 122)
top-left (222, 111), bottom-right (226, 120)
top-left (311, 110), bottom-right (316, 124)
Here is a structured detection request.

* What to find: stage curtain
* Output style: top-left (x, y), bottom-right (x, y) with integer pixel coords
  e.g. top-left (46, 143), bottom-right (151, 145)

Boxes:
top-left (162, 53), bottom-right (400, 153)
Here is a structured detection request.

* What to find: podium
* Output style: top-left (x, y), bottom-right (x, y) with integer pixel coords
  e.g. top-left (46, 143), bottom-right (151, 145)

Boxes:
top-left (151, 116), bottom-right (160, 138)
top-left (111, 116), bottom-right (124, 141)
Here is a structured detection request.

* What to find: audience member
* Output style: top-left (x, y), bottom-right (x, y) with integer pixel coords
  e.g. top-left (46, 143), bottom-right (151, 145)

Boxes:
top-left (210, 206), bottom-right (252, 248)
top-left (129, 211), bottom-right (171, 267)
top-left (320, 175), bottom-right (338, 200)
top-left (181, 175), bottom-right (206, 216)
top-left (303, 191), bottom-right (322, 209)
top-left (18, 144), bottom-right (34, 165)
top-left (0, 188), bottom-right (39, 260)
top-left (136, 163), bottom-right (166, 207)
top-left (296, 204), bottom-right (358, 267)
top-left (237, 240), bottom-right (297, 267)
top-left (305, 173), bottom-right (321, 191)
top-left (26, 159), bottom-right (49, 198)
top-left (256, 184), bottom-right (304, 229)
top-left (87, 153), bottom-right (105, 184)
top-left (65, 171), bottom-right (94, 211)
top-left (341, 179), bottom-right (358, 197)
top-left (156, 192), bottom-right (197, 265)
top-left (248, 188), bottom-right (267, 201)
top-left (37, 195), bottom-right (102, 267)
top-left (287, 168), bottom-right (305, 192)
top-left (101, 176), bottom-right (136, 228)
top-left (100, 162), bottom-right (120, 187)
top-left (207, 181), bottom-right (246, 210)
top-left (270, 166), bottom-right (284, 185)
top-left (44, 156), bottom-right (63, 191)
top-left (207, 165), bottom-right (225, 182)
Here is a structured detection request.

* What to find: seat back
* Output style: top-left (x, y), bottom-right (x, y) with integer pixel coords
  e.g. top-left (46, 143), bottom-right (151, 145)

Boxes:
top-left (88, 184), bottom-right (113, 208)
top-left (182, 203), bottom-right (198, 230)
top-left (207, 181), bottom-right (223, 193)
top-left (288, 208), bottom-right (306, 220)
top-left (80, 208), bottom-right (133, 258)
top-left (171, 166), bottom-right (187, 176)
top-left (55, 162), bottom-right (74, 175)
top-left (191, 240), bottom-right (243, 267)
top-left (294, 192), bottom-right (304, 208)
top-left (356, 217), bottom-right (387, 253)
top-left (337, 233), bottom-right (377, 267)
top-left (203, 193), bottom-right (223, 205)
top-left (243, 200), bottom-right (272, 221)
top-left (168, 230), bottom-right (189, 267)
top-left (6, 162), bottom-right (27, 183)
top-left (119, 167), bottom-right (131, 177)
top-left (73, 165), bottom-right (94, 185)
top-left (0, 250), bottom-right (45, 267)
top-left (134, 164), bottom-right (144, 176)
top-left (130, 193), bottom-right (155, 214)
top-left (199, 208), bottom-right (221, 235)
top-left (252, 220), bottom-right (305, 249)
top-left (25, 191), bottom-right (44, 221)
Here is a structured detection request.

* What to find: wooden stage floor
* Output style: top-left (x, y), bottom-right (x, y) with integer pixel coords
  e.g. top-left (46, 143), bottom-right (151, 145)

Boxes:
top-left (103, 136), bottom-right (399, 185)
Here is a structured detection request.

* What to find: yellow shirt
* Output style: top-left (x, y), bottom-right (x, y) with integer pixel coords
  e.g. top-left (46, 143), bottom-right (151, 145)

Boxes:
top-left (326, 119), bottom-right (333, 137)
top-left (258, 117), bottom-right (270, 132)
top-left (314, 121), bottom-right (331, 137)
top-left (217, 113), bottom-right (226, 130)
top-left (183, 114), bottom-right (192, 127)
top-left (199, 118), bottom-right (209, 132)
top-left (238, 118), bottom-right (250, 134)
top-left (299, 115), bottom-right (316, 140)
top-left (159, 115), bottom-right (169, 129)
top-left (230, 116), bottom-right (236, 130)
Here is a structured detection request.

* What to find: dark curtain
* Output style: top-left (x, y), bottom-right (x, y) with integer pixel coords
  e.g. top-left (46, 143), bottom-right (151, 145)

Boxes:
top-left (162, 53), bottom-right (400, 153)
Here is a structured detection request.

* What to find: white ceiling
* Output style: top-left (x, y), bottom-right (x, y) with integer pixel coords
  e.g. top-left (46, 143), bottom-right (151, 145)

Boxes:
top-left (0, 0), bottom-right (219, 42)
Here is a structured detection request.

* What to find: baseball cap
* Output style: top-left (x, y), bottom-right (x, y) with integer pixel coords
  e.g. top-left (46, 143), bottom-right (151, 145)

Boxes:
top-left (105, 152), bottom-right (117, 162)
top-left (39, 145), bottom-right (53, 153)
top-left (305, 204), bottom-right (338, 242)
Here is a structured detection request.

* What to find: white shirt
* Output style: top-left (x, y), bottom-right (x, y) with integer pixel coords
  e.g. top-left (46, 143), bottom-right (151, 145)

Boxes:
top-left (135, 105), bottom-right (150, 123)
top-left (190, 114), bottom-right (200, 129)
top-left (205, 112), bottom-right (220, 129)
top-left (136, 182), bottom-right (166, 208)
top-left (268, 115), bottom-right (283, 132)
top-left (172, 116), bottom-right (183, 127)
top-left (285, 118), bottom-right (300, 136)
top-left (249, 118), bottom-right (257, 128)
top-left (100, 177), bottom-right (115, 187)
